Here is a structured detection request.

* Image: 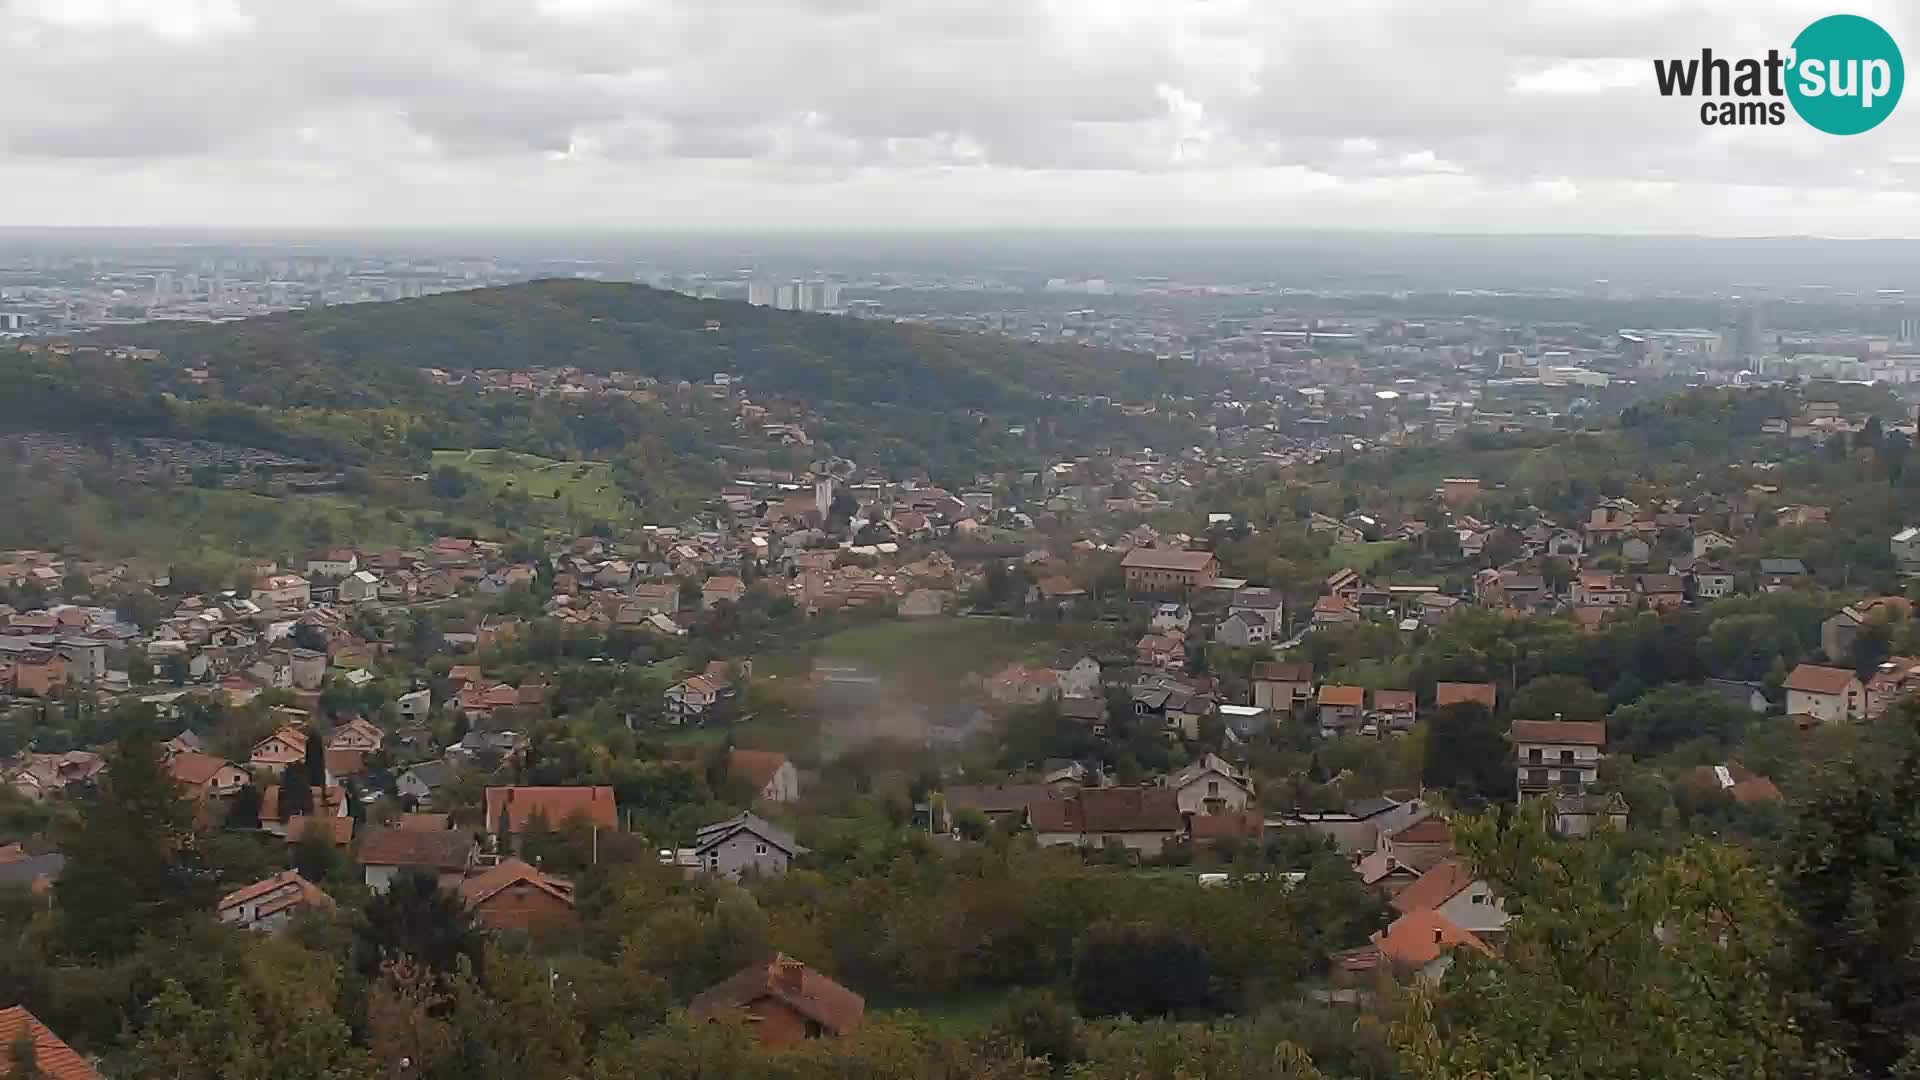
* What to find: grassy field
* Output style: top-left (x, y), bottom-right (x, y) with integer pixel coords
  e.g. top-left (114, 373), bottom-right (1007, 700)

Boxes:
top-left (431, 448), bottom-right (632, 522)
top-left (812, 618), bottom-right (1043, 680)
top-left (867, 990), bottom-right (1008, 1034)
top-left (1328, 540), bottom-right (1405, 572)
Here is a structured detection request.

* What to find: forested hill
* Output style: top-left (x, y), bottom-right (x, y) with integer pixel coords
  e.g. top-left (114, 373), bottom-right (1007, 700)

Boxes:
top-left (98, 279), bottom-right (1219, 414)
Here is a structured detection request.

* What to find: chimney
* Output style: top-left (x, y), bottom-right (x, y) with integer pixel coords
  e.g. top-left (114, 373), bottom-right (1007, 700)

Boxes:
top-left (775, 956), bottom-right (806, 994)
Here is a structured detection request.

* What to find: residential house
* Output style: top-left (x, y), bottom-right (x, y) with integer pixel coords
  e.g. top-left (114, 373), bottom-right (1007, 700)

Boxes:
top-left (1227, 586), bottom-right (1285, 641)
top-left (1821, 596), bottom-right (1914, 663)
top-left (1572, 572), bottom-right (1631, 607)
top-left (167, 752), bottom-right (250, 823)
top-left (1636, 574), bottom-right (1686, 611)
top-left (1054, 656), bottom-right (1102, 699)
top-left (728, 749), bottom-right (800, 803)
top-left (1317, 684), bottom-right (1366, 735)
top-left (259, 784), bottom-right (347, 838)
top-left (1214, 612), bottom-right (1263, 648)
top-left (689, 955), bottom-right (864, 1048)
top-left (1164, 753), bottom-right (1254, 816)
top-left (458, 858), bottom-right (576, 933)
top-left (1251, 660), bottom-right (1314, 713)
top-left (1759, 557), bottom-right (1808, 592)
top-left (684, 812), bottom-right (808, 880)
top-left (1693, 530), bottom-right (1735, 557)
top-left (1867, 657), bottom-right (1920, 717)
top-left (249, 726), bottom-right (308, 771)
top-left (484, 785), bottom-right (620, 836)
top-left (1372, 689), bottom-right (1417, 734)
top-left (356, 828), bottom-right (478, 894)
top-left (326, 717), bottom-right (384, 754)
top-left (1784, 663), bottom-right (1865, 722)
top-left (1150, 603), bottom-right (1193, 634)
top-left (1029, 786), bottom-right (1184, 856)
top-left (396, 687), bottom-right (432, 724)
top-left (1312, 594), bottom-right (1360, 626)
top-left (1687, 762), bottom-right (1784, 806)
top-left (665, 673), bottom-right (727, 721)
top-left (1511, 719), bottom-right (1606, 797)
top-left (1688, 559), bottom-right (1737, 600)
top-left (701, 575), bottom-right (748, 609)
top-left (1059, 696), bottom-right (1109, 735)
top-left (986, 664), bottom-right (1060, 706)
top-left (1419, 593), bottom-right (1463, 626)
top-left (944, 784), bottom-right (1057, 826)
top-left (1119, 547), bottom-right (1219, 591)
top-left (1134, 634), bottom-right (1184, 671)
top-left (0, 1007), bottom-right (101, 1080)
top-left (396, 760), bottom-right (453, 808)
top-left (1351, 909), bottom-right (1494, 986)
top-left (1390, 858), bottom-right (1508, 937)
top-left (217, 870), bottom-right (334, 933)
top-left (1435, 682), bottom-right (1497, 710)
top-left (1279, 795), bottom-right (1430, 857)
top-left (339, 570), bottom-right (381, 603)
top-left (1550, 791), bottom-right (1631, 837)
top-left (1895, 526), bottom-right (1920, 572)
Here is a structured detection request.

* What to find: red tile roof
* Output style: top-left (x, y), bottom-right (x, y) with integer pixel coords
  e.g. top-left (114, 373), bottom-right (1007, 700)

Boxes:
top-left (166, 751), bottom-right (237, 787)
top-left (1373, 689), bottom-right (1416, 712)
top-left (483, 786), bottom-right (618, 833)
top-left (1435, 682), bottom-right (1497, 708)
top-left (1120, 547), bottom-right (1218, 572)
top-left (727, 750), bottom-right (790, 793)
top-left (1370, 910), bottom-right (1493, 969)
top-left (1028, 786), bottom-right (1182, 834)
top-left (356, 827), bottom-right (475, 871)
top-left (1784, 663), bottom-right (1858, 695)
top-left (1391, 818), bottom-right (1454, 846)
top-left (1318, 684), bottom-right (1365, 708)
top-left (1188, 811), bottom-right (1265, 841)
top-left (0, 1007), bottom-right (99, 1080)
top-left (1390, 858), bottom-right (1475, 915)
top-left (690, 955), bottom-right (865, 1037)
top-left (1509, 719), bottom-right (1607, 747)
top-left (457, 858), bottom-right (573, 909)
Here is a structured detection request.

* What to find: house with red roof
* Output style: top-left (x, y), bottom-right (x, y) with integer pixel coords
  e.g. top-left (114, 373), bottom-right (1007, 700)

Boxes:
top-left (217, 870), bottom-right (334, 933)
top-left (483, 785), bottom-right (619, 835)
top-left (0, 1006), bottom-right (100, 1080)
top-left (1511, 719), bottom-right (1606, 798)
top-left (459, 858), bottom-right (576, 933)
top-left (690, 955), bottom-right (864, 1048)
top-left (1784, 663), bottom-right (1865, 723)
top-left (728, 749), bottom-right (799, 803)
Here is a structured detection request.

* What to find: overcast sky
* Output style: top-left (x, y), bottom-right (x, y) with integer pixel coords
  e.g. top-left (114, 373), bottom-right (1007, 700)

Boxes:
top-left (6, 0), bottom-right (1920, 235)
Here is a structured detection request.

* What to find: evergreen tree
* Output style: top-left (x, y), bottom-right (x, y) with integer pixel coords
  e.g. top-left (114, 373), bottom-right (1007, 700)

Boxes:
top-left (304, 726), bottom-right (327, 787)
top-left (279, 762), bottom-right (312, 819)
top-left (54, 727), bottom-right (215, 957)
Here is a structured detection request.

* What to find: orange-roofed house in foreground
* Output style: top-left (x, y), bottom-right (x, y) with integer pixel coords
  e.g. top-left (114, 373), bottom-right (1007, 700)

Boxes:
top-left (0, 1006), bottom-right (100, 1080)
top-left (690, 955), bottom-right (865, 1047)
top-left (484, 785), bottom-right (619, 835)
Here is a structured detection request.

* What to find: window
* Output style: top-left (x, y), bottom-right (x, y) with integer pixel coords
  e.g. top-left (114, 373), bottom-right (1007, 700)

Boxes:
top-left (1471, 892), bottom-right (1486, 905)
top-left (1527, 748), bottom-right (1543, 764)
top-left (1559, 749), bottom-right (1574, 763)
top-left (755, 843), bottom-right (768, 855)
top-left (1207, 780), bottom-right (1219, 796)
top-left (1561, 769), bottom-right (1581, 785)
top-left (1528, 768), bottom-right (1549, 786)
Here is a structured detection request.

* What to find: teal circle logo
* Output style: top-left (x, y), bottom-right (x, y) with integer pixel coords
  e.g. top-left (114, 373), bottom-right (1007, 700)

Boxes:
top-left (1788, 14), bottom-right (1903, 134)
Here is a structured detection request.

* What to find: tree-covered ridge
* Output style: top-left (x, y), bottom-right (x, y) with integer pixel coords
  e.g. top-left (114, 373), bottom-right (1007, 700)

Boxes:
top-left (98, 279), bottom-right (1222, 414)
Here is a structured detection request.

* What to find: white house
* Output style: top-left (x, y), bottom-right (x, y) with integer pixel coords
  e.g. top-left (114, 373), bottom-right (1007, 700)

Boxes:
top-left (1227, 587), bottom-right (1284, 640)
top-left (1053, 656), bottom-right (1102, 699)
top-left (217, 871), bottom-right (333, 933)
top-left (1390, 859), bottom-right (1509, 937)
top-left (1692, 531), bottom-right (1735, 558)
top-left (339, 570), bottom-right (381, 603)
top-left (1214, 612), bottom-right (1263, 648)
top-left (256, 574), bottom-right (312, 615)
top-left (1149, 603), bottom-right (1192, 634)
top-left (1895, 526), bottom-right (1920, 572)
top-left (728, 749), bottom-right (800, 803)
top-left (1163, 752), bottom-right (1253, 815)
top-left (396, 687), bottom-right (432, 724)
top-left (304, 550), bottom-right (359, 578)
top-left (1511, 719), bottom-right (1605, 798)
top-left (1784, 663), bottom-right (1865, 722)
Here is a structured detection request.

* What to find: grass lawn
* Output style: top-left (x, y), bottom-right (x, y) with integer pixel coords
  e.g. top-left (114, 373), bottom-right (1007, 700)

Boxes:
top-left (867, 989), bottom-right (1009, 1034)
top-left (431, 448), bottom-right (633, 523)
top-left (812, 618), bottom-right (1042, 679)
top-left (1328, 540), bottom-right (1404, 572)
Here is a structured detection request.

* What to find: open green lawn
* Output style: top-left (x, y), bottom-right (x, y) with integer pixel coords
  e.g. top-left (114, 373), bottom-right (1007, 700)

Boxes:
top-left (432, 448), bottom-right (632, 523)
top-left (867, 990), bottom-right (1008, 1034)
top-left (813, 618), bottom-right (1042, 680)
top-left (1328, 540), bottom-right (1405, 571)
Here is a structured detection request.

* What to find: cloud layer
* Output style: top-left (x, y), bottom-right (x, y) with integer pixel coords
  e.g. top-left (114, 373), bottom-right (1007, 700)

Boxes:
top-left (4, 0), bottom-right (1919, 233)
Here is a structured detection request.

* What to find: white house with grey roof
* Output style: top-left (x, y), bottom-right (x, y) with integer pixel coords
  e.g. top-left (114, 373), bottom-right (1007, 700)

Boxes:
top-left (681, 812), bottom-right (808, 880)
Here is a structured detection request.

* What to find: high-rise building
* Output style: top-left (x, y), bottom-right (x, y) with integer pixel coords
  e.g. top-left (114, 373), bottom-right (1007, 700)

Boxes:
top-left (747, 281), bottom-right (777, 307)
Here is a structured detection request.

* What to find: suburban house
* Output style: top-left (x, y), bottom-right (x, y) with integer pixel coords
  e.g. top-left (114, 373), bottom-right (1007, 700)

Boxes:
top-left (1895, 526), bottom-right (1920, 572)
top-left (986, 664), bottom-right (1060, 705)
top-left (1685, 559), bottom-right (1737, 600)
top-left (1028, 786), bottom-right (1184, 856)
top-left (1511, 719), bottom-right (1606, 797)
top-left (1821, 596), bottom-right (1914, 663)
top-left (1120, 547), bottom-right (1219, 591)
top-left (1214, 612), bottom-right (1264, 648)
top-left (1550, 791), bottom-right (1632, 837)
top-left (166, 752), bottom-right (250, 803)
top-left (216, 870), bottom-right (334, 933)
top-left (458, 858), bottom-right (576, 933)
top-left (1866, 658), bottom-right (1920, 717)
top-left (326, 717), bottom-right (384, 753)
top-left (356, 827), bottom-right (478, 894)
top-left (1390, 858), bottom-right (1508, 938)
top-left (1636, 574), bottom-right (1686, 610)
top-left (305, 549), bottom-right (359, 577)
top-left (701, 575), bottom-right (748, 609)
top-left (1164, 753), bottom-right (1254, 816)
top-left (1759, 557), bottom-right (1808, 592)
top-left (1150, 603), bottom-right (1193, 634)
top-left (0, 1007), bottom-right (100, 1080)
top-left (396, 760), bottom-right (453, 807)
top-left (689, 955), bottom-right (865, 1048)
top-left (1317, 684), bottom-right (1366, 734)
top-left (1311, 595), bottom-right (1360, 626)
top-left (1572, 573), bottom-right (1632, 607)
top-left (728, 749), bottom-right (800, 803)
top-left (943, 784), bottom-right (1057, 827)
top-left (1435, 682), bottom-right (1498, 710)
top-left (484, 785), bottom-right (620, 837)
top-left (1784, 663), bottom-right (1865, 722)
top-left (682, 812), bottom-right (808, 880)
top-left (1372, 689), bottom-right (1417, 733)
top-left (1281, 795), bottom-right (1431, 857)
top-left (1227, 586), bottom-right (1285, 641)
top-left (1054, 656), bottom-right (1102, 699)
top-left (1348, 909), bottom-right (1494, 986)
top-left (1252, 660), bottom-right (1314, 713)
top-left (665, 673), bottom-right (726, 721)
top-left (258, 784), bottom-right (347, 837)
top-left (339, 570), bottom-right (382, 603)
top-left (256, 573), bottom-right (312, 614)
top-left (1134, 634), bottom-right (1184, 671)
top-left (248, 726), bottom-right (308, 771)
